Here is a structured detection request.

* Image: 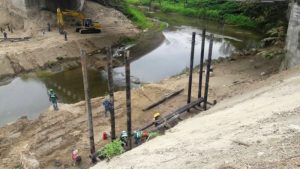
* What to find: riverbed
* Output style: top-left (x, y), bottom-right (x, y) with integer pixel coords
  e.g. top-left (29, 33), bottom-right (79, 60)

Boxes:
top-left (0, 13), bottom-right (262, 126)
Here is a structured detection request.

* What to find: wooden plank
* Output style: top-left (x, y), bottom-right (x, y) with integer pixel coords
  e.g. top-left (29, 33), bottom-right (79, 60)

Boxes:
top-left (142, 89), bottom-right (184, 111)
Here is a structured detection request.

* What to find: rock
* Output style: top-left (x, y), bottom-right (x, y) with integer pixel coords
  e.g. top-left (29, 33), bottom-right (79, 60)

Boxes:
top-left (8, 132), bottom-right (21, 139)
top-left (257, 51), bottom-right (266, 57)
top-left (257, 152), bottom-right (264, 157)
top-left (244, 50), bottom-right (251, 56)
top-left (229, 57), bottom-right (236, 61)
top-left (261, 37), bottom-right (278, 47)
top-left (20, 151), bottom-right (40, 169)
top-left (260, 72), bottom-right (266, 76)
top-left (288, 124), bottom-right (300, 132)
top-left (19, 116), bottom-right (28, 120)
top-left (250, 48), bottom-right (258, 54)
top-left (54, 160), bottom-right (62, 167)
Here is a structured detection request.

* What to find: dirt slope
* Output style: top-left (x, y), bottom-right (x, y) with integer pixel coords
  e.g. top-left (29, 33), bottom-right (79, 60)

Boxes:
top-left (0, 46), bottom-right (284, 168)
top-left (91, 67), bottom-right (300, 169)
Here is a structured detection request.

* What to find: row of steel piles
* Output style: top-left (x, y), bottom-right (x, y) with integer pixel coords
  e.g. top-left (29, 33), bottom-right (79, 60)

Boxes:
top-left (80, 48), bottom-right (133, 160)
top-left (80, 29), bottom-right (214, 158)
top-left (187, 30), bottom-right (213, 110)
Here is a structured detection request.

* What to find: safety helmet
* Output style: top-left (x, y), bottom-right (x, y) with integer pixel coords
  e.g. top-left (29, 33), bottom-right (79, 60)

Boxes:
top-left (153, 112), bottom-right (160, 118)
top-left (49, 89), bottom-right (54, 92)
top-left (72, 149), bottom-right (78, 155)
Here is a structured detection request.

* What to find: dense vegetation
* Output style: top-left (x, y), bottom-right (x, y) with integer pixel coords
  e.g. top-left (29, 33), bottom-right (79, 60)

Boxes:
top-left (122, 2), bottom-right (154, 29)
top-left (123, 0), bottom-right (288, 31)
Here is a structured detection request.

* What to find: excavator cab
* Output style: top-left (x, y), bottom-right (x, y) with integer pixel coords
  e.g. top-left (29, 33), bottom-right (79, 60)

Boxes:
top-left (76, 18), bottom-right (101, 34)
top-left (83, 19), bottom-right (93, 27)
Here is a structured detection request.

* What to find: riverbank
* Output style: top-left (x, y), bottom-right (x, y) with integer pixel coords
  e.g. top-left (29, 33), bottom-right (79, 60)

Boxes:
top-left (0, 45), bottom-right (284, 168)
top-left (0, 1), bottom-right (139, 81)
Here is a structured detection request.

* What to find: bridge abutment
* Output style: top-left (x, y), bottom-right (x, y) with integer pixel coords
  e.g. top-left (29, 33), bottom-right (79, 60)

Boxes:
top-left (1, 0), bottom-right (84, 17)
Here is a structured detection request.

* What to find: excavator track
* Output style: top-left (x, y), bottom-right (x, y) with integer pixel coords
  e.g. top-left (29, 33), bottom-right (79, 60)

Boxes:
top-left (79, 28), bottom-right (101, 34)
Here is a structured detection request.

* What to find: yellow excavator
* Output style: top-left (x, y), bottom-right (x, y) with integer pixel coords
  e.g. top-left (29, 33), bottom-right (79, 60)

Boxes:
top-left (57, 8), bottom-right (101, 34)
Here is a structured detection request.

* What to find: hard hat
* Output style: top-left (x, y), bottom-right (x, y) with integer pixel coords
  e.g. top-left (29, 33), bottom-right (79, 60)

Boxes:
top-left (72, 149), bottom-right (78, 155)
top-left (49, 89), bottom-right (54, 92)
top-left (153, 112), bottom-right (160, 118)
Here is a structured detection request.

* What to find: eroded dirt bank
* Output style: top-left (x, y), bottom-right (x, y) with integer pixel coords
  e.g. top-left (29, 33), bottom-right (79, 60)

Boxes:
top-left (0, 1), bottom-right (139, 80)
top-left (92, 64), bottom-right (300, 169)
top-left (0, 46), bottom-right (284, 168)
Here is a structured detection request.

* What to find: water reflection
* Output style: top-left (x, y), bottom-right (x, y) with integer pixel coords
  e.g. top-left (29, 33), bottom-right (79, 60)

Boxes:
top-left (0, 77), bottom-right (50, 126)
top-left (114, 26), bottom-right (236, 82)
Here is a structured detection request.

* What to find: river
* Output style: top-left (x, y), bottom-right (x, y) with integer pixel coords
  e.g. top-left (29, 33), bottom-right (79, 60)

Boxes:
top-left (0, 12), bottom-right (262, 126)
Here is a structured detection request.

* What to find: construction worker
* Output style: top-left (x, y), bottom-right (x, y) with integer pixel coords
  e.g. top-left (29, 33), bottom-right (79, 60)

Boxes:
top-left (3, 31), bottom-right (7, 40)
top-left (153, 112), bottom-right (161, 127)
top-left (64, 31), bottom-right (68, 41)
top-left (71, 149), bottom-right (81, 166)
top-left (133, 130), bottom-right (142, 145)
top-left (102, 131), bottom-right (111, 141)
top-left (142, 130), bottom-right (149, 141)
top-left (120, 131), bottom-right (128, 147)
top-left (47, 22), bottom-right (51, 32)
top-left (102, 95), bottom-right (112, 117)
top-left (48, 89), bottom-right (59, 110)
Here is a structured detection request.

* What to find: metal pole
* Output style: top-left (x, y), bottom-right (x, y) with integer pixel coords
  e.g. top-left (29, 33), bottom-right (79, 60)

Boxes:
top-left (106, 47), bottom-right (116, 141)
top-left (203, 34), bottom-right (213, 110)
top-left (80, 49), bottom-right (95, 155)
top-left (198, 29), bottom-right (206, 101)
top-left (187, 32), bottom-right (196, 107)
top-left (124, 50), bottom-right (132, 149)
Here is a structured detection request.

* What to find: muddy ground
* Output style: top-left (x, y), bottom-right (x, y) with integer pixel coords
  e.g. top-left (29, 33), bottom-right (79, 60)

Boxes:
top-left (0, 44), bottom-right (284, 168)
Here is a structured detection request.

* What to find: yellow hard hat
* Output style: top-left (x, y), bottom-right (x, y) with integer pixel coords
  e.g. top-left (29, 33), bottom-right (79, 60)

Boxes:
top-left (153, 112), bottom-right (160, 118)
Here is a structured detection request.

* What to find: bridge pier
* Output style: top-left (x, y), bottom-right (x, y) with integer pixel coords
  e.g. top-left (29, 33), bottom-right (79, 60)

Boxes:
top-left (283, 2), bottom-right (300, 68)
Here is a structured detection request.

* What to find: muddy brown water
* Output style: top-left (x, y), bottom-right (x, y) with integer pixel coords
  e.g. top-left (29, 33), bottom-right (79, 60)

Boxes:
top-left (0, 13), bottom-right (262, 126)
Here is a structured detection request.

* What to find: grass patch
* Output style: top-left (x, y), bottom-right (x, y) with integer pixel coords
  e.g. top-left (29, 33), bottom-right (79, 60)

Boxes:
top-left (35, 71), bottom-right (53, 78)
top-left (126, 0), bottom-right (257, 29)
top-left (122, 3), bottom-right (154, 29)
top-left (118, 36), bottom-right (136, 45)
top-left (98, 140), bottom-right (124, 159)
top-left (224, 14), bottom-right (256, 29)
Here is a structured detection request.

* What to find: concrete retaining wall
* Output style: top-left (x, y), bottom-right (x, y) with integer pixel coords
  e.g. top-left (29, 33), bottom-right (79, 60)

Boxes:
top-left (1, 0), bottom-right (84, 16)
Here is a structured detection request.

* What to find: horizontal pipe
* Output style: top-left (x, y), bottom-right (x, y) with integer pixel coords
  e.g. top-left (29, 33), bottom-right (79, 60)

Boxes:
top-left (140, 98), bottom-right (204, 131)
